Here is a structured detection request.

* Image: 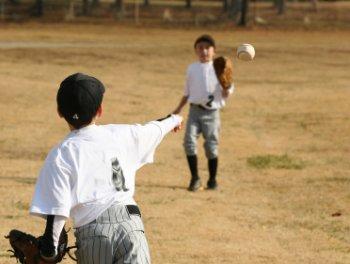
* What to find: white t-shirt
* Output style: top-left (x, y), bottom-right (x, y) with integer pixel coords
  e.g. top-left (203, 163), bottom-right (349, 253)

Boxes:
top-left (30, 115), bottom-right (182, 227)
top-left (184, 61), bottom-right (234, 110)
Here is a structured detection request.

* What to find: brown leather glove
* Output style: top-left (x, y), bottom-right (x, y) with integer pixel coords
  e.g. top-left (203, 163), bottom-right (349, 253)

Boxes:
top-left (213, 56), bottom-right (234, 90)
top-left (5, 229), bottom-right (68, 263)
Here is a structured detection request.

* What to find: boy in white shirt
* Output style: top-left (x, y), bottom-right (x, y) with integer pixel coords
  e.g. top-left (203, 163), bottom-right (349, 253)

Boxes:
top-left (30, 73), bottom-right (182, 263)
top-left (173, 34), bottom-right (234, 191)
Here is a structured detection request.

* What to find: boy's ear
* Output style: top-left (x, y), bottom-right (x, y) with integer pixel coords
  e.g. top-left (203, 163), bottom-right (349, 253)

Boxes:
top-left (96, 105), bottom-right (103, 117)
top-left (57, 107), bottom-right (63, 118)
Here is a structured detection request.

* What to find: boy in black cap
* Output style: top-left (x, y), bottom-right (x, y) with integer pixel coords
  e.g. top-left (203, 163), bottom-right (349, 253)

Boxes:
top-left (30, 73), bottom-right (183, 263)
top-left (173, 34), bottom-right (234, 191)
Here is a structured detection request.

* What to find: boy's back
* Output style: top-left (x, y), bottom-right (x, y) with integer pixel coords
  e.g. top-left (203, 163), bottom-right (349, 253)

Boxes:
top-left (31, 122), bottom-right (171, 228)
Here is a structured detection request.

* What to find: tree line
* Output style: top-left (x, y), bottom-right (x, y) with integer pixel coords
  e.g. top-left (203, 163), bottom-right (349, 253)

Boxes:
top-left (4, 0), bottom-right (302, 26)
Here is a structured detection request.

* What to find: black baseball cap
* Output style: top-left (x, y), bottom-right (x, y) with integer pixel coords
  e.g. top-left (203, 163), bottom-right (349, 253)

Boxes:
top-left (57, 73), bottom-right (105, 129)
top-left (194, 34), bottom-right (216, 48)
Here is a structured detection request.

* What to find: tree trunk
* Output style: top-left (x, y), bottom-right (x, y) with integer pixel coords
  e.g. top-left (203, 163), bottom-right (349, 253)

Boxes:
top-left (311, 0), bottom-right (318, 12)
top-left (229, 0), bottom-right (242, 19)
top-left (186, 0), bottom-right (191, 8)
top-left (114, 0), bottom-right (125, 20)
top-left (82, 0), bottom-right (89, 15)
top-left (34, 0), bottom-right (43, 17)
top-left (0, 0), bottom-right (5, 20)
top-left (238, 0), bottom-right (249, 26)
top-left (144, 0), bottom-right (150, 6)
top-left (115, 0), bottom-right (124, 11)
top-left (276, 0), bottom-right (286, 15)
top-left (223, 0), bottom-right (229, 11)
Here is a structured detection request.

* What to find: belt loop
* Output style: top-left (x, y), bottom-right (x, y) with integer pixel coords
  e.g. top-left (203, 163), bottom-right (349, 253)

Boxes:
top-left (126, 205), bottom-right (141, 217)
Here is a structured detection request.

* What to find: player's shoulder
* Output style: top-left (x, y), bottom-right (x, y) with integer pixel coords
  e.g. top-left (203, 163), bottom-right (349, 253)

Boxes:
top-left (187, 61), bottom-right (200, 71)
top-left (44, 140), bottom-right (71, 165)
top-left (46, 129), bottom-right (89, 160)
top-left (101, 124), bottom-right (135, 134)
top-left (101, 123), bottom-right (145, 139)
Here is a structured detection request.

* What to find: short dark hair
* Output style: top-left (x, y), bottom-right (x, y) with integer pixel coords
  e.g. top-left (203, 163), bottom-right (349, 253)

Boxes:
top-left (57, 73), bottom-right (105, 129)
top-left (194, 34), bottom-right (216, 48)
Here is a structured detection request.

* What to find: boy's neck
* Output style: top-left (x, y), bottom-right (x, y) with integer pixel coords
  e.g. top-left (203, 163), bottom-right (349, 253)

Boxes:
top-left (69, 121), bottom-right (96, 131)
top-left (199, 60), bottom-right (212, 64)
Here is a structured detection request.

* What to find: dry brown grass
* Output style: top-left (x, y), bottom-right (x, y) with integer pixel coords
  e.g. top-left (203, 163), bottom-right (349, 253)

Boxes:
top-left (0, 24), bottom-right (349, 263)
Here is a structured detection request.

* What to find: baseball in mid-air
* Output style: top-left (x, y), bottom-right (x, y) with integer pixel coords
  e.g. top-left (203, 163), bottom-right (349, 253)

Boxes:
top-left (237, 43), bottom-right (255, 61)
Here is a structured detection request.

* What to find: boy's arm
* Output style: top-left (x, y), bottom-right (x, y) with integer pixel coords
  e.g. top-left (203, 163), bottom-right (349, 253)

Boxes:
top-left (39, 215), bottom-right (66, 262)
top-left (155, 114), bottom-right (183, 135)
top-left (131, 114), bottom-right (183, 168)
top-left (173, 96), bottom-right (188, 114)
top-left (173, 65), bottom-right (191, 114)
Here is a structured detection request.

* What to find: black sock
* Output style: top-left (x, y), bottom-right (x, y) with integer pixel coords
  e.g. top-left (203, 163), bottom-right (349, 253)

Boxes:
top-left (186, 155), bottom-right (199, 180)
top-left (208, 157), bottom-right (218, 181)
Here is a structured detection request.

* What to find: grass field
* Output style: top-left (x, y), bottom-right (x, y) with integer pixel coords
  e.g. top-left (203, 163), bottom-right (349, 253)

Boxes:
top-left (0, 24), bottom-right (349, 263)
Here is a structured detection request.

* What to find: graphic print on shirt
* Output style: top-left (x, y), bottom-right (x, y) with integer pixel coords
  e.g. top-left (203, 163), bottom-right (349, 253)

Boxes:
top-left (206, 94), bottom-right (214, 108)
top-left (111, 157), bottom-right (129, 192)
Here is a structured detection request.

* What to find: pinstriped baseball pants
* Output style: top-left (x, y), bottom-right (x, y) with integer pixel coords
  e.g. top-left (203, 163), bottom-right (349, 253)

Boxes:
top-left (184, 104), bottom-right (220, 159)
top-left (74, 204), bottom-right (151, 264)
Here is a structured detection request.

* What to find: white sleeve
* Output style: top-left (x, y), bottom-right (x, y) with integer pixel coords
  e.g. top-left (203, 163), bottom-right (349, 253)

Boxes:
top-left (156, 114), bottom-right (183, 135)
top-left (53, 216), bottom-right (66, 248)
top-left (131, 115), bottom-right (182, 169)
top-left (30, 151), bottom-right (71, 218)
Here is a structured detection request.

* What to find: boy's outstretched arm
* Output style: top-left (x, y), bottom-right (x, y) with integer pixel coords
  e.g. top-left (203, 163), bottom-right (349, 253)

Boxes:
top-left (131, 114), bottom-right (183, 168)
top-left (173, 96), bottom-right (188, 114)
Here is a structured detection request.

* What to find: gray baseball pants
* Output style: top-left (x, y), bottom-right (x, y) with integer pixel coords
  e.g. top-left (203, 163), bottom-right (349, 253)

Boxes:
top-left (74, 204), bottom-right (151, 264)
top-left (184, 104), bottom-right (220, 159)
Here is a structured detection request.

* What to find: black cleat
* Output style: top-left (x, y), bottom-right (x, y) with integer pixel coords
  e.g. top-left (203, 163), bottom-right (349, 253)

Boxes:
top-left (188, 178), bottom-right (202, 192)
top-left (207, 179), bottom-right (218, 190)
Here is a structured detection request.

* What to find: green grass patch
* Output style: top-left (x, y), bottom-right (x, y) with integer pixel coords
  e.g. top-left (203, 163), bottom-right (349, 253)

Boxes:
top-left (14, 201), bottom-right (30, 211)
top-left (247, 154), bottom-right (306, 170)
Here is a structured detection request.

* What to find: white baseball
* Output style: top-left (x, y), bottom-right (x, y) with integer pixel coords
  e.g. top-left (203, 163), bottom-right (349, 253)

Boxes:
top-left (237, 43), bottom-right (255, 61)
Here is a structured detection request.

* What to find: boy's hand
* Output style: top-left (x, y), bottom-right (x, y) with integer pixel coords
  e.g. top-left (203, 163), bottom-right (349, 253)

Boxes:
top-left (222, 89), bottom-right (231, 98)
top-left (173, 122), bottom-right (183, 133)
top-left (172, 115), bottom-right (183, 133)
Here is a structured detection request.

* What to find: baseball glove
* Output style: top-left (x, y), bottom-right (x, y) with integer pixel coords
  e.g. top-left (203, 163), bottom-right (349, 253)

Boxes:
top-left (213, 56), bottom-right (234, 90)
top-left (5, 228), bottom-right (74, 263)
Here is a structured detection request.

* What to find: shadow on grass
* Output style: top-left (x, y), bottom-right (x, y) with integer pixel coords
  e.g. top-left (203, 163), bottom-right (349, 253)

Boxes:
top-left (137, 183), bottom-right (187, 190)
top-left (0, 176), bottom-right (36, 184)
top-left (247, 154), bottom-right (306, 170)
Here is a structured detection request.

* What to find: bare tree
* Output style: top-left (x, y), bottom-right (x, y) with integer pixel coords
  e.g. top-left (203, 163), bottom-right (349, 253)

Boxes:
top-left (0, 0), bottom-right (5, 19)
top-left (223, 0), bottom-right (229, 11)
top-left (82, 0), bottom-right (89, 15)
top-left (65, 0), bottom-right (76, 21)
top-left (115, 0), bottom-right (124, 11)
top-left (92, 0), bottom-right (100, 6)
top-left (311, 0), bottom-right (318, 12)
top-left (33, 0), bottom-right (43, 17)
top-left (276, 0), bottom-right (286, 14)
top-left (238, 0), bottom-right (249, 26)
top-left (228, 0), bottom-right (242, 19)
